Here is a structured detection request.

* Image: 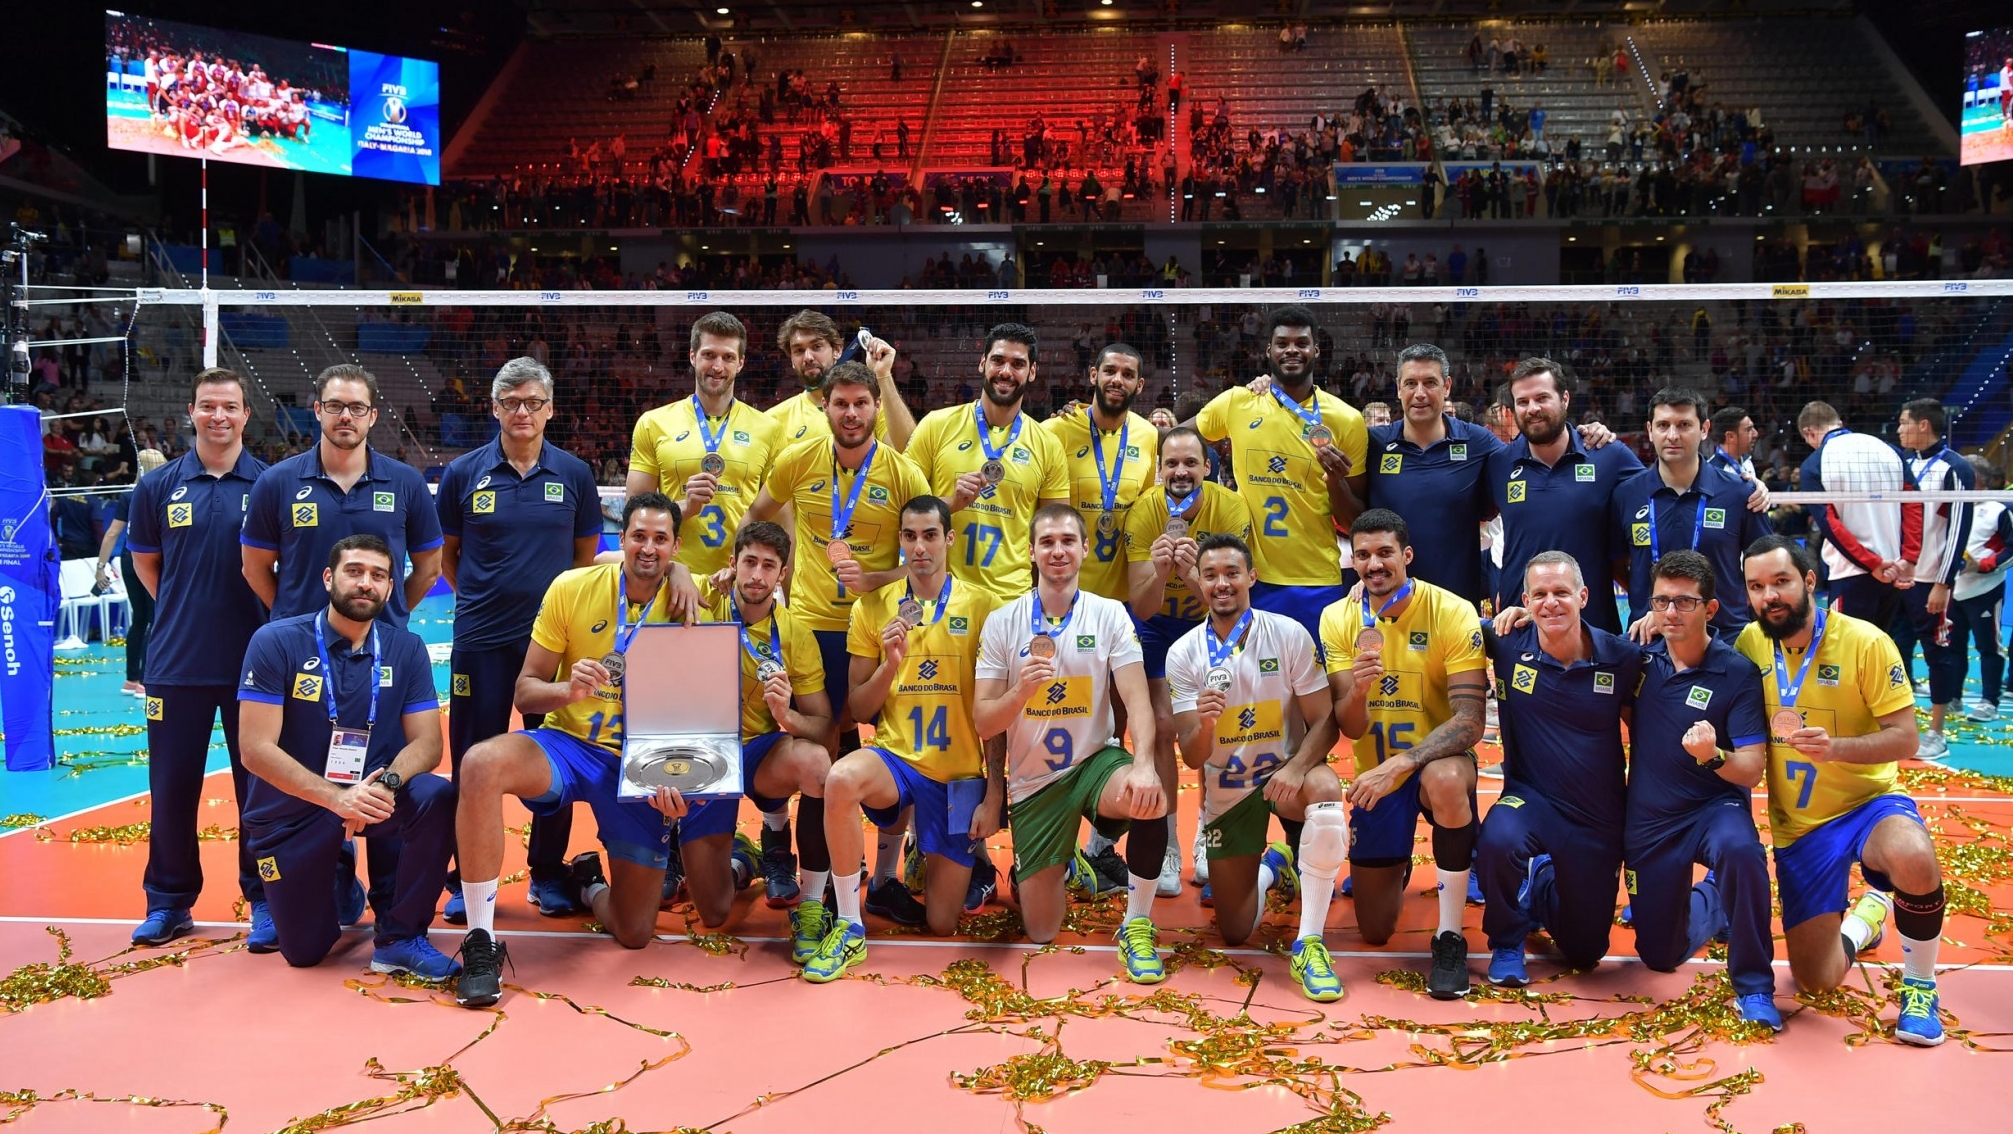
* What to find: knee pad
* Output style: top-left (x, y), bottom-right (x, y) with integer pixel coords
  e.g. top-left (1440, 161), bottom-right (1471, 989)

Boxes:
top-left (1297, 801), bottom-right (1348, 879)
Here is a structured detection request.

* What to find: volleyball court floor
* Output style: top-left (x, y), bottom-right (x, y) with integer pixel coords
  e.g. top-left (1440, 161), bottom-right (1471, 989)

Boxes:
top-left (5, 595), bottom-right (2012, 1132)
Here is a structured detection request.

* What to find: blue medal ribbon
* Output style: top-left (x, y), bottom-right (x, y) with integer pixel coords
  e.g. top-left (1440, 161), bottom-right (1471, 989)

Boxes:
top-left (1360, 579), bottom-right (1414, 630)
top-left (1648, 495), bottom-right (1708, 560)
top-left (1268, 385), bottom-right (1325, 441)
top-left (1167, 486), bottom-right (1200, 520)
top-left (313, 612), bottom-right (380, 730)
top-left (905, 574), bottom-right (954, 627)
top-left (1029, 588), bottom-right (1081, 643)
top-left (1205, 608), bottom-right (1253, 669)
top-left (612, 572), bottom-right (658, 657)
top-left (829, 440), bottom-right (878, 541)
top-left (1772, 609), bottom-right (1828, 709)
top-left (1089, 416), bottom-right (1130, 516)
top-left (691, 395), bottom-right (731, 455)
top-left (974, 400), bottom-right (1023, 466)
top-left (731, 594), bottom-right (784, 669)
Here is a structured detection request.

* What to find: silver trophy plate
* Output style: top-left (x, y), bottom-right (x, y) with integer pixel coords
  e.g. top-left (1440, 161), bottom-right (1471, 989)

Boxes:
top-left (619, 622), bottom-right (745, 800)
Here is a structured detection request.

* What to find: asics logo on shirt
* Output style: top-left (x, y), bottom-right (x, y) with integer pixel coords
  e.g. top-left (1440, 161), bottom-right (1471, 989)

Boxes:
top-left (295, 487), bottom-right (313, 500)
top-left (590, 620), bottom-right (609, 633)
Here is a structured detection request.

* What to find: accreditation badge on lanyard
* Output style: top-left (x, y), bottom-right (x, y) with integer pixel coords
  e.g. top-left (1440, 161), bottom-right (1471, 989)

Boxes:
top-left (316, 613), bottom-right (380, 784)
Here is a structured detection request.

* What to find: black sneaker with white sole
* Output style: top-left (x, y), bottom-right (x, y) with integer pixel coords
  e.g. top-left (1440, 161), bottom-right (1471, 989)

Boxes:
top-left (1428, 931), bottom-right (1471, 1000)
top-left (568, 851), bottom-right (607, 911)
top-left (454, 928), bottom-right (510, 1008)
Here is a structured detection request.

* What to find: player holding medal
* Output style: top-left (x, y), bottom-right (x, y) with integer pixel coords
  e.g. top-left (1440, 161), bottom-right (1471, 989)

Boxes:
top-left (627, 312), bottom-right (784, 581)
top-left (903, 323), bottom-right (1070, 602)
top-left (768, 310), bottom-right (915, 448)
top-left (1166, 534), bottom-right (1343, 999)
top-left (451, 494), bottom-right (690, 1008)
top-left (1736, 535), bottom-right (1949, 1045)
top-left (806, 496), bottom-right (1004, 980)
top-left (1126, 426), bottom-right (1254, 892)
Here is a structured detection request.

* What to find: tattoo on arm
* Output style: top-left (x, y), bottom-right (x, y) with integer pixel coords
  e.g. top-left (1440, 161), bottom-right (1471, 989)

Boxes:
top-left (1405, 685), bottom-right (1486, 768)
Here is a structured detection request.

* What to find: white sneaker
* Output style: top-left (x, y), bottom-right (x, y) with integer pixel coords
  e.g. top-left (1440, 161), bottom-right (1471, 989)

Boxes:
top-left (1916, 731), bottom-right (1950, 762)
top-left (1967, 701), bottom-right (2000, 723)
top-left (1156, 842), bottom-right (1183, 897)
top-left (1190, 822), bottom-right (1210, 885)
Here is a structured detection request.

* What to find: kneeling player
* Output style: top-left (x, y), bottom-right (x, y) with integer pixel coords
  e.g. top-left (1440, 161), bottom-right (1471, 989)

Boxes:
top-left (1168, 535), bottom-right (1346, 1000)
top-left (451, 496), bottom-right (748, 1006)
top-left (1623, 551), bottom-right (1779, 1029)
top-left (808, 496), bottom-right (1002, 980)
top-left (1321, 510), bottom-right (1488, 999)
top-left (977, 505), bottom-right (1169, 981)
top-left (1739, 535), bottom-right (1949, 1045)
top-left (681, 520), bottom-right (836, 924)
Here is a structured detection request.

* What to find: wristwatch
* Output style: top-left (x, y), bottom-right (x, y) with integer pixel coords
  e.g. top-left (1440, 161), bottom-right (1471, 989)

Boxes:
top-left (380, 771), bottom-right (403, 794)
top-left (1701, 755), bottom-right (1727, 772)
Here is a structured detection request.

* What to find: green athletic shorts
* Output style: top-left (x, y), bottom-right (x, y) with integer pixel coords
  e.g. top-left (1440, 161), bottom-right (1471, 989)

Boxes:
top-left (1202, 788), bottom-right (1275, 862)
top-left (1008, 744), bottom-right (1133, 876)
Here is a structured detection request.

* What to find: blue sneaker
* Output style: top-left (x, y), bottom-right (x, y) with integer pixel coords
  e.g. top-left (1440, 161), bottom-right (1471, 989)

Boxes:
top-left (131, 908), bottom-right (193, 947)
top-left (1619, 902), bottom-right (1634, 927)
top-left (1737, 993), bottom-right (1784, 1033)
top-left (1517, 853), bottom-right (1551, 931)
top-left (964, 852), bottom-right (998, 914)
top-left (1488, 946), bottom-right (1528, 987)
top-left (527, 876), bottom-right (581, 917)
top-left (1340, 873), bottom-right (1353, 897)
top-left (761, 824), bottom-right (801, 909)
top-left (1895, 977), bottom-right (1944, 1047)
top-left (731, 832), bottom-right (761, 892)
top-left (246, 900), bottom-right (279, 953)
top-left (1466, 871), bottom-right (1485, 906)
top-left (1198, 881), bottom-right (1214, 908)
top-left (443, 888), bottom-right (467, 926)
top-left (371, 935), bottom-right (463, 981)
top-left (336, 842), bottom-right (367, 926)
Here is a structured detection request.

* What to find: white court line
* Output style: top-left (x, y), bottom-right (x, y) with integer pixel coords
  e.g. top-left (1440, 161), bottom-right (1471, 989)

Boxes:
top-left (3, 915), bottom-right (2009, 973)
top-left (0, 788), bottom-right (154, 840)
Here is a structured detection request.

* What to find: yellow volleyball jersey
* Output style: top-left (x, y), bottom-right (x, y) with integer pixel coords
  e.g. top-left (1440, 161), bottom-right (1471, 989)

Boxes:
top-left (1040, 408), bottom-right (1160, 601)
top-left (1319, 580), bottom-right (1486, 780)
top-left (1195, 386), bottom-right (1368, 586)
top-left (846, 576), bottom-right (1001, 782)
top-left (696, 580), bottom-right (825, 741)
top-left (627, 395), bottom-right (784, 578)
top-left (904, 401), bottom-right (1070, 602)
top-left (528, 563), bottom-right (681, 752)
top-left (763, 437), bottom-right (930, 632)
top-left (766, 388), bottom-right (892, 447)
top-left (1734, 610), bottom-right (1915, 847)
top-left (1122, 483), bottom-right (1254, 623)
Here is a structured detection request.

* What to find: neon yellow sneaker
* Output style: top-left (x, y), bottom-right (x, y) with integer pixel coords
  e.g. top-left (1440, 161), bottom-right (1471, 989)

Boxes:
top-left (789, 900), bottom-right (833, 965)
top-left (1846, 890), bottom-right (1893, 953)
top-left (902, 837), bottom-right (927, 893)
top-left (1290, 935), bottom-right (1344, 1002)
top-left (802, 921), bottom-right (866, 984)
top-left (1117, 916), bottom-right (1165, 984)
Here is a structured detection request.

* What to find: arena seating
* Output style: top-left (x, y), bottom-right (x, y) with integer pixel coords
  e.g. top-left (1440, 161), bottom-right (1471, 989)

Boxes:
top-left (1407, 21), bottom-right (1650, 157)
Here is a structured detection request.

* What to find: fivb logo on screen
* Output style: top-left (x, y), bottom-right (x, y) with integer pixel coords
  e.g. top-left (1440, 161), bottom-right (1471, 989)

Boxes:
top-left (381, 83), bottom-right (409, 125)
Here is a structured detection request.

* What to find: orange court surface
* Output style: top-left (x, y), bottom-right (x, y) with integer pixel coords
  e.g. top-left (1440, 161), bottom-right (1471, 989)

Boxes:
top-left (6, 629), bottom-right (2013, 1134)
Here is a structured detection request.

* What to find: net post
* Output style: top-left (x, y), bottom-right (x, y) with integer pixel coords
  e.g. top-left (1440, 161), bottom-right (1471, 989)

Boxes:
top-left (201, 288), bottom-right (218, 369)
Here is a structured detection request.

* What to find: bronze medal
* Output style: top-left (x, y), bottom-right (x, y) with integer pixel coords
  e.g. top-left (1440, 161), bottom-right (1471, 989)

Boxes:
top-left (897, 598), bottom-right (925, 626)
top-left (1771, 708), bottom-right (1803, 738)
top-left (1028, 635), bottom-right (1057, 660)
top-left (1165, 517), bottom-right (1190, 541)
top-left (1355, 627), bottom-right (1384, 651)
top-left (981, 458), bottom-right (1006, 485)
top-left (826, 539), bottom-right (854, 565)
top-left (1097, 510), bottom-right (1117, 536)
top-left (1307, 424), bottom-right (1333, 448)
top-left (700, 452), bottom-right (726, 476)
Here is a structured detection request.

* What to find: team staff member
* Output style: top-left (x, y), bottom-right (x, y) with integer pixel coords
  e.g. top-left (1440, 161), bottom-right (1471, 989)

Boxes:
top-left (1321, 509), bottom-right (1487, 999)
top-left (1621, 551), bottom-right (1779, 1031)
top-left (768, 309), bottom-right (914, 449)
top-left (741, 362), bottom-right (930, 908)
top-left (1894, 398), bottom-right (1973, 761)
top-left (681, 522), bottom-right (835, 928)
top-left (452, 494), bottom-right (691, 1009)
top-left (627, 312), bottom-right (785, 580)
top-left (1126, 427), bottom-right (1253, 893)
top-left (904, 322), bottom-right (1070, 602)
top-left (1611, 388), bottom-right (1770, 639)
top-left (1193, 305), bottom-right (1368, 640)
top-left (128, 369), bottom-right (272, 949)
top-left (1168, 535), bottom-right (1343, 1000)
top-left (434, 358), bottom-right (603, 920)
top-left (1366, 344), bottom-right (1507, 605)
top-left (1484, 357), bottom-right (1643, 633)
top-left (237, 535), bottom-right (457, 978)
top-left (1795, 400), bottom-right (1921, 629)
top-left (1707, 406), bottom-right (1761, 483)
top-left (1737, 535), bottom-right (1949, 1046)
top-left (975, 506), bottom-right (1168, 981)
top-left (806, 496), bottom-right (1004, 980)
top-left (1479, 552), bottom-right (1642, 988)
top-left (242, 364), bottom-right (443, 628)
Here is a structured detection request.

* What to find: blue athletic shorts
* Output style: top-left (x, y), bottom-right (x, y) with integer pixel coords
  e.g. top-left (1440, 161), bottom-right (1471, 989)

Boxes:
top-left (1349, 760), bottom-right (1477, 864)
top-left (1772, 794), bottom-right (1922, 930)
top-left (522, 728), bottom-right (674, 869)
top-left (1251, 581), bottom-right (1347, 654)
top-left (814, 629), bottom-right (853, 723)
top-left (1135, 613), bottom-right (1201, 680)
top-left (859, 748), bottom-right (983, 868)
top-left (679, 731), bottom-right (790, 843)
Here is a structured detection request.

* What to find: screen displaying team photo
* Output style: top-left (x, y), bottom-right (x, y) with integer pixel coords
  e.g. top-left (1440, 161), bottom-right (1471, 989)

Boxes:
top-left (103, 10), bottom-right (440, 185)
top-left (1961, 25), bottom-right (2013, 166)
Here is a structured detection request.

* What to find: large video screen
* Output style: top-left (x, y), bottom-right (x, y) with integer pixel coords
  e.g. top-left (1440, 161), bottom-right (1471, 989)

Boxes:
top-left (104, 11), bottom-right (440, 185)
top-left (1963, 26), bottom-right (2013, 166)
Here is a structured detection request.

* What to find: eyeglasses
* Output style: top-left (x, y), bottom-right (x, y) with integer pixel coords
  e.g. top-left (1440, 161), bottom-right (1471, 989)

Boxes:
top-left (495, 397), bottom-right (550, 415)
top-left (318, 401), bottom-right (376, 419)
top-left (1648, 595), bottom-right (1707, 612)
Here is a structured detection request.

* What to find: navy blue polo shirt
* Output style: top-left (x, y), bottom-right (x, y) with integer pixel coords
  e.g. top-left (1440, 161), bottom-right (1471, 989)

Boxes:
top-left (237, 611), bottom-right (438, 825)
top-left (1485, 427), bottom-right (1644, 632)
top-left (1489, 620), bottom-right (1643, 831)
top-left (435, 439), bottom-right (602, 650)
top-left (1610, 460), bottom-right (1771, 633)
top-left (240, 447), bottom-right (444, 629)
top-left (1624, 636), bottom-right (1769, 846)
top-left (124, 448), bottom-right (270, 687)
top-left (1366, 416), bottom-right (1505, 604)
